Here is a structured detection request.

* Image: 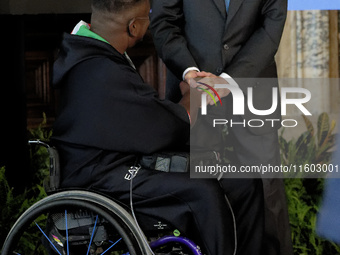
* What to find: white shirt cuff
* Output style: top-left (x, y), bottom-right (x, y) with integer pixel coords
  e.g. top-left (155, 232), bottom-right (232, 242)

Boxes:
top-left (182, 67), bottom-right (200, 81)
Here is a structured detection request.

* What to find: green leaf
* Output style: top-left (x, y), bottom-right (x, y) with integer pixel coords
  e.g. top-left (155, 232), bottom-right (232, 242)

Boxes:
top-left (303, 114), bottom-right (315, 137)
top-left (317, 112), bottom-right (330, 147)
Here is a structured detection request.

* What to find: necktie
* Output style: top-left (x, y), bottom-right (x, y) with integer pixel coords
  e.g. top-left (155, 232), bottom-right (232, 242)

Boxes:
top-left (225, 0), bottom-right (230, 13)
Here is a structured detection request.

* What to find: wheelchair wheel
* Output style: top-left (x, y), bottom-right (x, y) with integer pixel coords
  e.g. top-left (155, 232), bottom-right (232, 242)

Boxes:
top-left (1, 190), bottom-right (152, 255)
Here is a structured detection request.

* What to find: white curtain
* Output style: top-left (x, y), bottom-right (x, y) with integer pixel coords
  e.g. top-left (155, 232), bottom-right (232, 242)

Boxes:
top-left (276, 10), bottom-right (333, 116)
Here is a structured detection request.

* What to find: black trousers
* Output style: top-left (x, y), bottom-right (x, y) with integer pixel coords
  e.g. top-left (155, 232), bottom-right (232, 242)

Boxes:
top-left (219, 178), bottom-right (264, 255)
top-left (227, 117), bottom-right (294, 255)
top-left (98, 167), bottom-right (264, 255)
top-left (166, 80), bottom-right (293, 255)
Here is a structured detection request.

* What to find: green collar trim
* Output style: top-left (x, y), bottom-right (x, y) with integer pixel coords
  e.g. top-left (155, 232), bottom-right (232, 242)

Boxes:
top-left (76, 25), bottom-right (110, 45)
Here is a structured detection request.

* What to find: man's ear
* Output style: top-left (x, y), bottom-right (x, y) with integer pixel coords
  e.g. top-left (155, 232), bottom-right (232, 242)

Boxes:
top-left (127, 20), bottom-right (138, 37)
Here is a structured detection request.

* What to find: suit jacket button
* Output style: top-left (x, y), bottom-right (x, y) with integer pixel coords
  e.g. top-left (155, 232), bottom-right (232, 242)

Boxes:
top-left (223, 44), bottom-right (230, 50)
top-left (216, 67), bottom-right (223, 73)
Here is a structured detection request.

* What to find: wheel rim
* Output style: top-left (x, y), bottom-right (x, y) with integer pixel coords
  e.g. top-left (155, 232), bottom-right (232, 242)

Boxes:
top-left (2, 192), bottom-right (146, 255)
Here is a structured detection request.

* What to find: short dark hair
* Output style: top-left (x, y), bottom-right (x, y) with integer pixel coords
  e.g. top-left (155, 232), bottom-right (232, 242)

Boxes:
top-left (91, 0), bottom-right (145, 13)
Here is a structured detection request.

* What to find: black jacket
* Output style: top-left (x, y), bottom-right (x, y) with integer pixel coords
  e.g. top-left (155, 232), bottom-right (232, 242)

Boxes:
top-left (52, 33), bottom-right (190, 189)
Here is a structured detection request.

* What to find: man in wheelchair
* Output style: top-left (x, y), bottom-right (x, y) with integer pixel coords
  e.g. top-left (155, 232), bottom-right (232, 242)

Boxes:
top-left (50, 0), bottom-right (265, 254)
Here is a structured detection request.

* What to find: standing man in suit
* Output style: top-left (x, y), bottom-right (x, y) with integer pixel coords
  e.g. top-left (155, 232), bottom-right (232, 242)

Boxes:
top-left (150, 0), bottom-right (293, 254)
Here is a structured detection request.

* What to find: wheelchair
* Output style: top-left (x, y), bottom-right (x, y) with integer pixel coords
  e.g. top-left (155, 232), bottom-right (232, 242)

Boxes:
top-left (1, 140), bottom-right (203, 255)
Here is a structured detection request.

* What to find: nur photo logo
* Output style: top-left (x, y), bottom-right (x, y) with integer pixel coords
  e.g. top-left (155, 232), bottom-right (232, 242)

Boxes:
top-left (198, 77), bottom-right (312, 128)
top-left (197, 81), bottom-right (223, 112)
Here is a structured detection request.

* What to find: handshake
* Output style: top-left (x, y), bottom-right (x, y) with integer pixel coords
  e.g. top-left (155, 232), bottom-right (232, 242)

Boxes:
top-left (180, 70), bottom-right (231, 106)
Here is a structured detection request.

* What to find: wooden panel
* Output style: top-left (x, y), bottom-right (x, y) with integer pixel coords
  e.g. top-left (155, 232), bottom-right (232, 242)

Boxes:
top-left (127, 31), bottom-right (167, 98)
top-left (25, 51), bottom-right (56, 128)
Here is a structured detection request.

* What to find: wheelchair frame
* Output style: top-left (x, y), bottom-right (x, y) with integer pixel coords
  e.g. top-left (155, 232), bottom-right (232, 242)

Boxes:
top-left (0, 140), bottom-right (202, 255)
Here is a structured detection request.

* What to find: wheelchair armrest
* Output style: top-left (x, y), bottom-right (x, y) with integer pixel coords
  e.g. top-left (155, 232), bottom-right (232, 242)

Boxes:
top-left (28, 139), bottom-right (61, 191)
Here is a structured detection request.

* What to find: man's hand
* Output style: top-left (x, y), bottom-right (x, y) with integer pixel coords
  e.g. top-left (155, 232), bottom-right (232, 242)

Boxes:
top-left (190, 74), bottom-right (231, 105)
top-left (184, 70), bottom-right (198, 85)
top-left (179, 81), bottom-right (202, 109)
top-left (179, 81), bottom-right (202, 127)
top-left (179, 80), bottom-right (190, 96)
top-left (184, 70), bottom-right (218, 85)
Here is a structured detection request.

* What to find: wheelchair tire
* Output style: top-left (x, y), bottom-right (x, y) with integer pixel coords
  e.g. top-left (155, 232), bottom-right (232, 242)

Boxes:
top-left (1, 190), bottom-right (153, 255)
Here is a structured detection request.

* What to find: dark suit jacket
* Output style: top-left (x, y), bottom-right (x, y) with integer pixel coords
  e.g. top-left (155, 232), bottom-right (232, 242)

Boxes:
top-left (150, 0), bottom-right (287, 135)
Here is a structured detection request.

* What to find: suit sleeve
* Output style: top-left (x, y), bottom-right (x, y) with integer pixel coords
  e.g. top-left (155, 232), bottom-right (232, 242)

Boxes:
top-left (150, 0), bottom-right (198, 80)
top-left (225, 0), bottom-right (287, 80)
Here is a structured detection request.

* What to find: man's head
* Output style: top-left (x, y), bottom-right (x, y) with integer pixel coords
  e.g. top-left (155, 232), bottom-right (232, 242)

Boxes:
top-left (92, 0), bottom-right (147, 13)
top-left (90, 0), bottom-right (150, 53)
